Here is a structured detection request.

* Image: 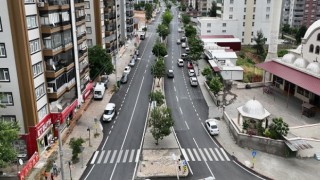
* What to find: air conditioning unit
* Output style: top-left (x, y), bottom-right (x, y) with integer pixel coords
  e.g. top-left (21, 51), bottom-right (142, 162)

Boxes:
top-left (47, 87), bottom-right (54, 93)
top-left (37, 2), bottom-right (45, 7)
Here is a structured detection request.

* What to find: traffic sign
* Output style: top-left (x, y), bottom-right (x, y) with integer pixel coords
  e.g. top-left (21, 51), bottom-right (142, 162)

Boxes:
top-left (252, 150), bottom-right (257, 157)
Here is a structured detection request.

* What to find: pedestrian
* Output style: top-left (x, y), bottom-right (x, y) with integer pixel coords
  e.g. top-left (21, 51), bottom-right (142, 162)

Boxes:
top-left (52, 161), bottom-right (57, 176)
top-left (178, 159), bottom-right (181, 171)
top-left (43, 171), bottom-right (48, 180)
top-left (51, 172), bottom-right (54, 180)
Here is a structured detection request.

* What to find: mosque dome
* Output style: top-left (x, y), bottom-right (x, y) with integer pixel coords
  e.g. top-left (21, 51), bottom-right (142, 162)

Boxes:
top-left (281, 53), bottom-right (295, 64)
top-left (306, 62), bottom-right (320, 74)
top-left (242, 99), bottom-right (265, 117)
top-left (293, 57), bottom-right (309, 68)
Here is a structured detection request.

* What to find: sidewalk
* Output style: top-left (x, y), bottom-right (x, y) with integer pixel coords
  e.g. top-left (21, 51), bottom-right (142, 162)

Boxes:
top-left (27, 39), bottom-right (139, 180)
top-left (196, 59), bottom-right (320, 180)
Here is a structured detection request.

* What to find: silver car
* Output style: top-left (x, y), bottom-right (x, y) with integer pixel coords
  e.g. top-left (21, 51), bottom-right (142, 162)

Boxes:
top-left (189, 77), bottom-right (198, 87)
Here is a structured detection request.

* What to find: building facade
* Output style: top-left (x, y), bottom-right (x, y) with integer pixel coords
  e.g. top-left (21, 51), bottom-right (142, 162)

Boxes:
top-left (0, 0), bottom-right (92, 158)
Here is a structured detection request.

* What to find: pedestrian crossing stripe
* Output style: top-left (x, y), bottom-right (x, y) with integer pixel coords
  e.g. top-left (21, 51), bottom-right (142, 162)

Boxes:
top-left (90, 149), bottom-right (140, 165)
top-left (181, 148), bottom-right (230, 162)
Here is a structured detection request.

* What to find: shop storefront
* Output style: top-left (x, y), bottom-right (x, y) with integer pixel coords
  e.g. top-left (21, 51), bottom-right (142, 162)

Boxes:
top-left (35, 114), bottom-right (54, 153)
top-left (82, 81), bottom-right (93, 101)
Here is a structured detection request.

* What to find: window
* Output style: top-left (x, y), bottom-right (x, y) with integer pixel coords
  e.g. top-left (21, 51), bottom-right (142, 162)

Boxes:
top-left (251, 38), bottom-right (253, 42)
top-left (230, 0), bottom-right (234, 4)
top-left (242, 38), bottom-right (244, 43)
top-left (0, 17), bottom-right (2, 32)
top-left (222, 30), bottom-right (226, 33)
top-left (254, 0), bottom-right (256, 4)
top-left (244, 8), bottom-right (246, 12)
top-left (0, 92), bottom-right (13, 106)
top-left (244, 0), bottom-right (247, 4)
top-left (243, 22), bottom-right (245, 26)
top-left (26, 15), bottom-right (37, 29)
top-left (207, 23), bottom-right (211, 27)
top-left (29, 39), bottom-right (41, 54)
top-left (317, 33), bottom-right (320, 41)
top-left (35, 84), bottom-right (46, 100)
top-left (316, 46), bottom-right (320, 54)
top-left (86, 14), bottom-right (91, 22)
top-left (251, 32), bottom-right (254, 35)
top-left (222, 23), bottom-right (226, 27)
top-left (266, 7), bottom-right (270, 12)
top-left (0, 115), bottom-right (16, 123)
top-left (87, 39), bottom-right (93, 47)
top-left (253, 15), bottom-right (255, 19)
top-left (252, 22), bottom-right (255, 26)
top-left (242, 32), bottom-right (244, 36)
top-left (207, 30), bottom-right (211, 33)
top-left (229, 15), bottom-right (233, 19)
top-left (0, 43), bottom-right (6, 57)
top-left (85, 1), bottom-right (90, 8)
top-left (38, 104), bottom-right (48, 121)
top-left (266, 14), bottom-right (270, 20)
top-left (243, 15), bottom-right (246, 19)
top-left (0, 68), bottom-right (10, 82)
top-left (86, 27), bottom-right (92, 34)
top-left (24, 0), bottom-right (35, 3)
top-left (267, 0), bottom-right (271, 4)
top-left (253, 7), bottom-right (255, 12)
top-left (229, 7), bottom-right (233, 12)
top-left (32, 61), bottom-right (43, 78)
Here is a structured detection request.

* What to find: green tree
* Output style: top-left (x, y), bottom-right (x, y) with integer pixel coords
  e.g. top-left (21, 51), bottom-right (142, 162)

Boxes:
top-left (157, 24), bottom-right (170, 40)
top-left (0, 121), bottom-right (20, 168)
top-left (166, 3), bottom-right (172, 10)
top-left (180, 3), bottom-right (187, 11)
top-left (149, 90), bottom-right (165, 106)
top-left (88, 45), bottom-right (114, 80)
top-left (184, 25), bottom-right (197, 38)
top-left (181, 13), bottom-right (191, 25)
top-left (151, 58), bottom-right (166, 86)
top-left (282, 24), bottom-right (291, 34)
top-left (253, 30), bottom-right (266, 54)
top-left (208, 1), bottom-right (217, 17)
top-left (295, 25), bottom-right (307, 44)
top-left (271, 117), bottom-right (289, 138)
top-left (149, 106), bottom-right (174, 145)
top-left (201, 65), bottom-right (213, 77)
top-left (152, 40), bottom-right (167, 57)
top-left (145, 3), bottom-right (153, 22)
top-left (188, 36), bottom-right (204, 65)
top-left (69, 137), bottom-right (85, 163)
top-left (162, 11), bottom-right (173, 26)
top-left (209, 75), bottom-right (223, 95)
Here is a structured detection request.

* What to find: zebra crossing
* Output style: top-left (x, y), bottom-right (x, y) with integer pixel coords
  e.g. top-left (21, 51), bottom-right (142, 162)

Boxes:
top-left (90, 149), bottom-right (139, 165)
top-left (181, 148), bottom-right (231, 162)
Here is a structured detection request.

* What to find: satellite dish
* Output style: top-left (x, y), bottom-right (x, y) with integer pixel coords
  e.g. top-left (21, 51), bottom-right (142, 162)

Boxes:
top-left (57, 104), bottom-right (62, 111)
top-left (52, 64), bottom-right (56, 71)
top-left (18, 159), bottom-right (23, 165)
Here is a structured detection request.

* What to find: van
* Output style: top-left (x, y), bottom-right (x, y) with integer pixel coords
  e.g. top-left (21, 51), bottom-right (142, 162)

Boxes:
top-left (177, 59), bottom-right (184, 67)
top-left (93, 83), bottom-right (106, 99)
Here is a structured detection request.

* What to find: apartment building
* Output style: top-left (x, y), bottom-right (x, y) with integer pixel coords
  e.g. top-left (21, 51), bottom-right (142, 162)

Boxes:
top-left (197, 0), bottom-right (282, 45)
top-left (198, 0), bottom-right (223, 17)
top-left (126, 0), bottom-right (134, 40)
top-left (0, 0), bottom-right (91, 158)
top-left (282, 0), bottom-right (320, 28)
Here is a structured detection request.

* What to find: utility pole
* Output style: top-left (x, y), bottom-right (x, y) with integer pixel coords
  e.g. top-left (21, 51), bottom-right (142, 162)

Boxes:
top-left (56, 120), bottom-right (65, 180)
top-left (114, 0), bottom-right (120, 87)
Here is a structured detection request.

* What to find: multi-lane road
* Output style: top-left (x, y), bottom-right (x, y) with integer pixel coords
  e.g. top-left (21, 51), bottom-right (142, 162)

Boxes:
top-left (81, 4), bottom-right (265, 180)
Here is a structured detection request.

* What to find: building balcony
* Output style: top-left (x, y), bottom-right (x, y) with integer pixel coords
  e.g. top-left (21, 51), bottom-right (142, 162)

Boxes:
top-left (45, 59), bottom-right (75, 78)
top-left (76, 18), bottom-right (86, 26)
top-left (38, 0), bottom-right (70, 11)
top-left (79, 49), bottom-right (88, 62)
top-left (47, 78), bottom-right (76, 100)
top-left (74, 0), bottom-right (85, 7)
top-left (41, 22), bottom-right (71, 34)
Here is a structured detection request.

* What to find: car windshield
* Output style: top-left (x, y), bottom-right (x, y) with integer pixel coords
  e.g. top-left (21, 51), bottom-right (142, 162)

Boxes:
top-left (95, 91), bottom-right (101, 95)
top-left (104, 109), bottom-right (113, 115)
top-left (211, 125), bottom-right (217, 129)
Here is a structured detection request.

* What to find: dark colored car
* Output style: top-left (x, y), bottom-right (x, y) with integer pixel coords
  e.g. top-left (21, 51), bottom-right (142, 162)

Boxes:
top-left (167, 70), bottom-right (174, 78)
top-left (120, 74), bottom-right (128, 84)
top-left (100, 75), bottom-right (109, 88)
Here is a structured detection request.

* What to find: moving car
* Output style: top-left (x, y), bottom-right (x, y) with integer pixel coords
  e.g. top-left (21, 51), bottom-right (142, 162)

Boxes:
top-left (120, 73), bottom-right (128, 84)
top-left (205, 119), bottom-right (219, 135)
top-left (181, 53), bottom-right (188, 60)
top-left (189, 77), bottom-right (198, 86)
top-left (103, 103), bottom-right (116, 122)
top-left (188, 69), bottom-right (195, 77)
top-left (181, 42), bottom-right (187, 48)
top-left (123, 66), bottom-right (131, 74)
top-left (167, 69), bottom-right (174, 78)
top-left (177, 59), bottom-right (184, 67)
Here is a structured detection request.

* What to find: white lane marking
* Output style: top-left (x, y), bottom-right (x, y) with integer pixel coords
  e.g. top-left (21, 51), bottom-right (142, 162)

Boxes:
top-left (215, 148), bottom-right (224, 161)
top-left (198, 148), bottom-right (207, 161)
top-left (179, 107), bottom-right (183, 114)
top-left (181, 148), bottom-right (189, 161)
top-left (103, 150), bottom-right (111, 163)
top-left (220, 148), bottom-right (230, 161)
top-left (204, 148), bottom-right (213, 161)
top-left (176, 96), bottom-right (179, 102)
top-left (101, 136), bottom-right (109, 149)
top-left (129, 149), bottom-right (135, 163)
top-left (116, 150), bottom-right (123, 163)
top-left (209, 148), bottom-right (219, 161)
top-left (111, 125), bottom-right (114, 129)
top-left (174, 86), bottom-right (176, 92)
top-left (135, 149), bottom-right (140, 162)
top-left (193, 138), bottom-right (215, 178)
top-left (184, 121), bottom-right (189, 130)
top-left (201, 123), bottom-right (220, 147)
top-left (90, 151), bottom-right (99, 164)
top-left (192, 148), bottom-right (201, 161)
top-left (187, 148), bottom-right (195, 161)
top-left (97, 150), bottom-right (105, 164)
top-left (123, 149), bottom-right (129, 163)
top-left (83, 164), bottom-right (95, 180)
top-left (233, 160), bottom-right (266, 180)
top-left (110, 150), bottom-right (118, 163)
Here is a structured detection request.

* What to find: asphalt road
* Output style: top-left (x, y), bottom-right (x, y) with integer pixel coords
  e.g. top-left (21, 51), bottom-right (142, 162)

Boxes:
top-left (163, 7), bottom-right (264, 180)
top-left (80, 10), bottom-right (163, 180)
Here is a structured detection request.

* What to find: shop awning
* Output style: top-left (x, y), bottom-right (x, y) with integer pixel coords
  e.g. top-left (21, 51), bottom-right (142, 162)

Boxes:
top-left (256, 61), bottom-right (320, 95)
top-left (208, 60), bottom-right (221, 72)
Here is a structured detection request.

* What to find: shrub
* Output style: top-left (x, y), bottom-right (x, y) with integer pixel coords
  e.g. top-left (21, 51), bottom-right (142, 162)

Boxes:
top-left (69, 137), bottom-right (85, 163)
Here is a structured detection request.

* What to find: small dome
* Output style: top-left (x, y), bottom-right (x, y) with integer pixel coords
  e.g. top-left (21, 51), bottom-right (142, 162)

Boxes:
top-left (306, 62), bottom-right (320, 74)
top-left (293, 57), bottom-right (309, 68)
top-left (281, 53), bottom-right (295, 63)
top-left (242, 99), bottom-right (265, 117)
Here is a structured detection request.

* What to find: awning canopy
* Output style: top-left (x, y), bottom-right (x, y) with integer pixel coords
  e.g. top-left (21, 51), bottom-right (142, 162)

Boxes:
top-left (256, 61), bottom-right (320, 95)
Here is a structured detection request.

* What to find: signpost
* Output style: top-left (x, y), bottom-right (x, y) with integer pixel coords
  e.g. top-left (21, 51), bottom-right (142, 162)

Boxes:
top-left (252, 150), bottom-right (257, 168)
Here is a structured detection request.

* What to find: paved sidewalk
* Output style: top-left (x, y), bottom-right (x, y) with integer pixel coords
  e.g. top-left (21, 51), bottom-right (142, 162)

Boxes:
top-left (27, 40), bottom-right (139, 180)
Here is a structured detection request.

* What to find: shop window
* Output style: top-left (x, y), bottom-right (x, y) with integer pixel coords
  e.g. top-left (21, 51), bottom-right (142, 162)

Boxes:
top-left (316, 46), bottom-right (320, 54)
top-left (309, 44), bottom-right (314, 52)
top-left (317, 33), bottom-right (320, 41)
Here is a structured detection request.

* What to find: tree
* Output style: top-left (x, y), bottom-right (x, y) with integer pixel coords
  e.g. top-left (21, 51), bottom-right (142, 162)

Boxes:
top-left (184, 25), bottom-right (197, 38)
top-left (208, 1), bottom-right (217, 17)
top-left (151, 58), bottom-right (166, 86)
top-left (149, 106), bottom-right (174, 145)
top-left (270, 117), bottom-right (289, 139)
top-left (69, 137), bottom-right (85, 163)
top-left (180, 3), bottom-right (187, 11)
top-left (157, 24), bottom-right (170, 40)
top-left (0, 121), bottom-right (20, 168)
top-left (295, 25), bottom-right (307, 44)
top-left (201, 65), bottom-right (213, 77)
top-left (145, 3), bottom-right (153, 22)
top-left (188, 36), bottom-right (204, 63)
top-left (88, 45), bottom-right (114, 80)
top-left (181, 13), bottom-right (191, 25)
top-left (208, 75), bottom-right (223, 95)
top-left (152, 40), bottom-right (167, 57)
top-left (253, 30), bottom-right (266, 54)
top-left (166, 3), bottom-right (172, 10)
top-left (281, 24), bottom-right (291, 34)
top-left (149, 90), bottom-right (165, 106)
top-left (162, 10), bottom-right (173, 26)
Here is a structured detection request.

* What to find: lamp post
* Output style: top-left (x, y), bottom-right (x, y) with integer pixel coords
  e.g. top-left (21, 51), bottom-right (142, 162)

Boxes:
top-left (55, 120), bottom-right (65, 180)
top-left (68, 161), bottom-right (72, 180)
top-left (87, 127), bottom-right (91, 147)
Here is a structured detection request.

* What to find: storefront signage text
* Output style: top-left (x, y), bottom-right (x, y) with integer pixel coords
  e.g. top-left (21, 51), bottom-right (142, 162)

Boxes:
top-left (37, 118), bottom-right (52, 138)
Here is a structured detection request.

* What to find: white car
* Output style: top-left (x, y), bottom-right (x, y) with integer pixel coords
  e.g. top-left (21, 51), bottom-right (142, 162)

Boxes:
top-left (189, 77), bottom-right (198, 87)
top-left (188, 69), bottom-right (195, 77)
top-left (185, 47), bottom-right (190, 53)
top-left (205, 119), bottom-right (219, 135)
top-left (128, 59), bottom-right (135, 67)
top-left (181, 43), bottom-right (187, 48)
top-left (177, 59), bottom-right (184, 67)
top-left (124, 66), bottom-right (131, 74)
top-left (103, 103), bottom-right (116, 121)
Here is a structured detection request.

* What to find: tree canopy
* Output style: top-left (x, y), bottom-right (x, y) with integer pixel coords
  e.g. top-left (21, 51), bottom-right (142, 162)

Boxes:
top-left (253, 30), bottom-right (266, 54)
top-left (152, 40), bottom-right (167, 57)
top-left (209, 75), bottom-right (223, 95)
top-left (151, 58), bottom-right (166, 86)
top-left (145, 3), bottom-right (153, 21)
top-left (162, 10), bottom-right (173, 26)
top-left (181, 13), bottom-right (191, 25)
top-left (157, 24), bottom-right (170, 40)
top-left (149, 90), bottom-right (165, 106)
top-left (184, 25), bottom-right (197, 38)
top-left (208, 1), bottom-right (217, 17)
top-left (180, 3), bottom-right (187, 11)
top-left (88, 46), bottom-right (114, 79)
top-left (0, 121), bottom-right (20, 168)
top-left (295, 25), bottom-right (307, 44)
top-left (188, 36), bottom-right (204, 62)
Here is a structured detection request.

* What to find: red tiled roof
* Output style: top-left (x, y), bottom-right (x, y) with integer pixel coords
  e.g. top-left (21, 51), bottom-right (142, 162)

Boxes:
top-left (213, 67), bottom-right (221, 72)
top-left (256, 61), bottom-right (320, 95)
top-left (200, 35), bottom-right (235, 39)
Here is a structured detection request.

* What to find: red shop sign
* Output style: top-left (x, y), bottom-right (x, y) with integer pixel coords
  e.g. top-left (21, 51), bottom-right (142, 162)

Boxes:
top-left (36, 114), bottom-right (52, 138)
top-left (18, 152), bottom-right (39, 180)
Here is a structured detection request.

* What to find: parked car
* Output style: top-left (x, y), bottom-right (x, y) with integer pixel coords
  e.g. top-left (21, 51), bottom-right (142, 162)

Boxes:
top-left (181, 42), bottom-right (187, 48)
top-left (167, 69), bottom-right (174, 78)
top-left (187, 61), bottom-right (193, 69)
top-left (140, 34), bottom-right (145, 40)
top-left (181, 36), bottom-right (186, 42)
top-left (128, 59), bottom-right (136, 67)
top-left (188, 69), bottom-right (195, 77)
top-left (177, 59), bottom-right (184, 67)
top-left (185, 47), bottom-right (190, 53)
top-left (189, 77), bottom-right (198, 86)
top-left (177, 39), bottom-right (181, 44)
top-left (120, 73), bottom-right (128, 84)
top-left (205, 119), bottom-right (219, 135)
top-left (100, 75), bottom-right (109, 88)
top-left (181, 53), bottom-right (188, 60)
top-left (102, 103), bottom-right (116, 122)
top-left (123, 66), bottom-right (131, 74)
top-left (135, 49), bottom-right (139, 56)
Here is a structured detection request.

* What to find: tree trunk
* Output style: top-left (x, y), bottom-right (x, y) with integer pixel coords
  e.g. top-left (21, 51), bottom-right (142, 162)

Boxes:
top-left (157, 78), bottom-right (161, 87)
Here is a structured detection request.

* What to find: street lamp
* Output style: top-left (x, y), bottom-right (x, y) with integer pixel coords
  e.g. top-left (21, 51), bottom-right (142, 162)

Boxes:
top-left (55, 120), bottom-right (65, 180)
top-left (87, 127), bottom-right (91, 147)
top-left (68, 161), bottom-right (72, 180)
